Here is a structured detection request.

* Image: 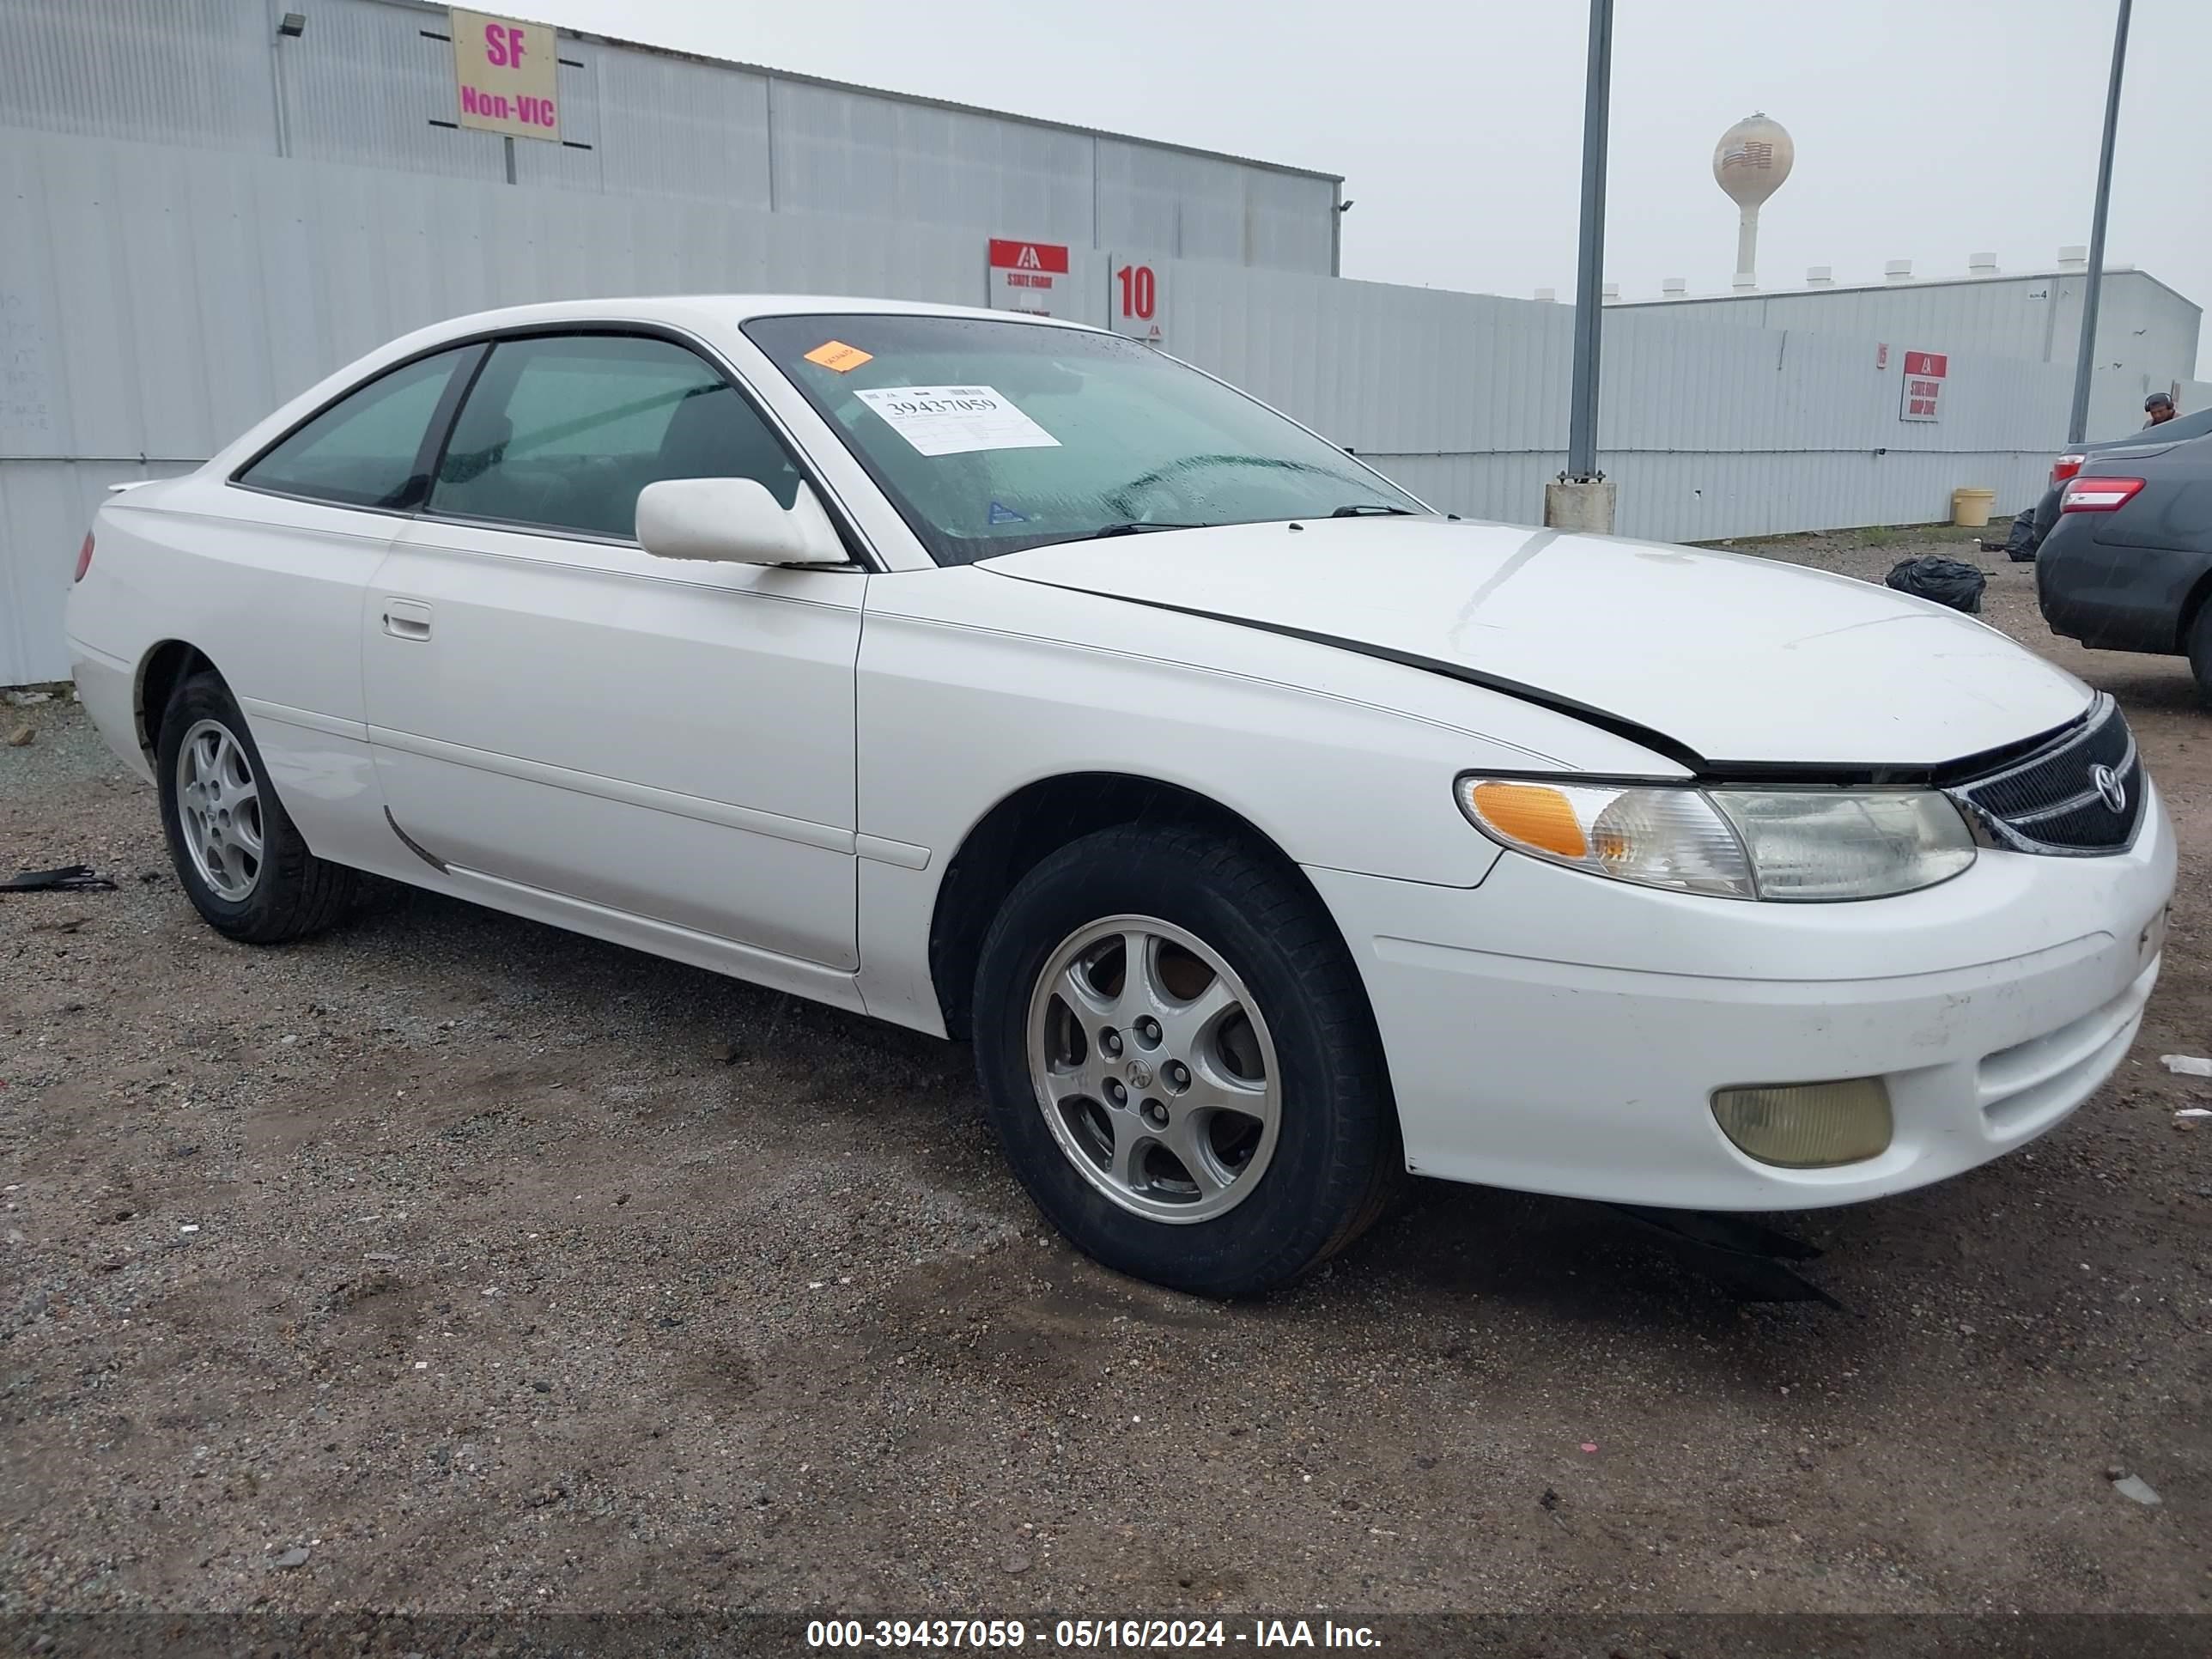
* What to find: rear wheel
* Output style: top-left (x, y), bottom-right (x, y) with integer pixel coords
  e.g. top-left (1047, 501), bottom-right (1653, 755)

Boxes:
top-left (155, 672), bottom-right (357, 942)
top-left (973, 823), bottom-right (1399, 1297)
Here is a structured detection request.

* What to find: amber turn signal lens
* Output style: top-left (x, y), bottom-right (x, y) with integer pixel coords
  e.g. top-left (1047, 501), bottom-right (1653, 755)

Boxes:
top-left (1464, 781), bottom-right (1588, 858)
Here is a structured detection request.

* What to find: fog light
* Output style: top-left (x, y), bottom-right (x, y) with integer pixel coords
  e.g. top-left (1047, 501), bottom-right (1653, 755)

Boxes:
top-left (1711, 1079), bottom-right (1893, 1168)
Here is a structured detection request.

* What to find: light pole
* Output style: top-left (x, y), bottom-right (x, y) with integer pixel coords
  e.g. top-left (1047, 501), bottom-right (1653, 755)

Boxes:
top-left (2067, 0), bottom-right (2132, 446)
top-left (1547, 0), bottom-right (1616, 533)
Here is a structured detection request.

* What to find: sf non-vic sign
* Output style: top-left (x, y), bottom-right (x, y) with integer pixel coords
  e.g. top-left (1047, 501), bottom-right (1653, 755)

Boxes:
top-left (451, 9), bottom-right (560, 142)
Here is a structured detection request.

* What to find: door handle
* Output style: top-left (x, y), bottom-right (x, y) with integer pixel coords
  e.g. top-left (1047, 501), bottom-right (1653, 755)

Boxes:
top-left (381, 599), bottom-right (433, 641)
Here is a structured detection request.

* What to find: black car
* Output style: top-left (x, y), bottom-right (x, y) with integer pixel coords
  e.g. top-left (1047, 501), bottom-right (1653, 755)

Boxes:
top-left (2037, 430), bottom-right (2212, 696)
top-left (2019, 405), bottom-right (2212, 559)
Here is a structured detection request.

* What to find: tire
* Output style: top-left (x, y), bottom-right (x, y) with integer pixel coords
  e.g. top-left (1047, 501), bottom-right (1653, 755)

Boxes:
top-left (973, 823), bottom-right (1400, 1297)
top-left (2189, 607), bottom-right (2212, 708)
top-left (155, 671), bottom-right (357, 943)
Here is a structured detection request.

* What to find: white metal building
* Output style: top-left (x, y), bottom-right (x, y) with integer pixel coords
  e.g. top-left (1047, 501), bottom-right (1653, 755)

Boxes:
top-left (0, 0), bottom-right (1345, 275)
top-left (1615, 261), bottom-right (2208, 445)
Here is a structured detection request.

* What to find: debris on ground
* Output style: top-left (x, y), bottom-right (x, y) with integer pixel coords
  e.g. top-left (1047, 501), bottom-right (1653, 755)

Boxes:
top-left (271, 1546), bottom-right (312, 1569)
top-left (1884, 555), bottom-right (1986, 613)
top-left (5, 725), bottom-right (33, 747)
top-left (2110, 1474), bottom-right (2162, 1507)
top-left (3, 866), bottom-right (118, 893)
top-left (2160, 1055), bottom-right (2212, 1076)
top-left (1995, 507), bottom-right (2041, 564)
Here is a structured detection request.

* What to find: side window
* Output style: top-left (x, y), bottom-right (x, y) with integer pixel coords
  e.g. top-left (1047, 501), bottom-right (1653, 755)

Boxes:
top-left (430, 334), bottom-right (801, 538)
top-left (238, 349), bottom-right (470, 509)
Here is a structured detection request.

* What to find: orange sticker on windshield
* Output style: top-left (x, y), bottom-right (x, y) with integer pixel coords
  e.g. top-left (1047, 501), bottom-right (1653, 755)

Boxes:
top-left (804, 340), bottom-right (873, 373)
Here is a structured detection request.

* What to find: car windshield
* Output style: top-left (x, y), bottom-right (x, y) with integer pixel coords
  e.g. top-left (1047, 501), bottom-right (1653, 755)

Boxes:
top-left (743, 313), bottom-right (1427, 565)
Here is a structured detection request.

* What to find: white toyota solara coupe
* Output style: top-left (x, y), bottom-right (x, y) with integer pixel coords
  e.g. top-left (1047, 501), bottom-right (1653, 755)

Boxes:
top-left (66, 296), bottom-right (2174, 1295)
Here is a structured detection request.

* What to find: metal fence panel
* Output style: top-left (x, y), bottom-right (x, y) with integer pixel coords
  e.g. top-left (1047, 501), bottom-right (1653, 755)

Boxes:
top-left (0, 0), bottom-right (275, 154)
top-left (1620, 270), bottom-right (2202, 444)
top-left (284, 0), bottom-right (505, 182)
top-left (587, 44), bottom-right (771, 210)
top-left (0, 0), bottom-right (1340, 275)
top-left (769, 80), bottom-right (1096, 247)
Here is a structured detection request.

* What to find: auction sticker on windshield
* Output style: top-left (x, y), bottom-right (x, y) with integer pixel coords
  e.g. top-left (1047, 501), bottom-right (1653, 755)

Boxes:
top-left (803, 340), bottom-right (873, 373)
top-left (854, 386), bottom-right (1060, 457)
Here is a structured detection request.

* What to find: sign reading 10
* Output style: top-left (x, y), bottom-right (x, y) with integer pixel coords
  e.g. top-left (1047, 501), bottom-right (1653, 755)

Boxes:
top-left (1115, 264), bottom-right (1158, 323)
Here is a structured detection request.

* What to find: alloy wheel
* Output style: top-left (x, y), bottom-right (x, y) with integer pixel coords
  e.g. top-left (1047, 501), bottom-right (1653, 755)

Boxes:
top-left (174, 718), bottom-right (264, 902)
top-left (1025, 914), bottom-right (1281, 1223)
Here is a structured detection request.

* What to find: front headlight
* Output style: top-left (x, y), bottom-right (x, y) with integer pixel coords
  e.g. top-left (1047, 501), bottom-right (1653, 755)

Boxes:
top-left (1455, 777), bottom-right (1976, 902)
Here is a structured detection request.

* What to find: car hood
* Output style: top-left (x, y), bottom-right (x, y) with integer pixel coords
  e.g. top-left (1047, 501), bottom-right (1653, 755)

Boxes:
top-left (981, 518), bottom-right (2092, 769)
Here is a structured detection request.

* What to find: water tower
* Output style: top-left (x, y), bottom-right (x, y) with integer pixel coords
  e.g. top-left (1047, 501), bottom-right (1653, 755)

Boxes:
top-left (1713, 112), bottom-right (1794, 286)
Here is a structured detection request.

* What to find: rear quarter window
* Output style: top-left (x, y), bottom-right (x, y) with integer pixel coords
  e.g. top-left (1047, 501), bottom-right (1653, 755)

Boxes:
top-left (237, 349), bottom-right (472, 509)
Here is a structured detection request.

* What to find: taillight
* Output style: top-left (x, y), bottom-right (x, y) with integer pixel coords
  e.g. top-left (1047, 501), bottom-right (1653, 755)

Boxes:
top-left (73, 532), bottom-right (94, 582)
top-left (2051, 453), bottom-right (2086, 486)
top-left (2059, 477), bottom-right (2146, 513)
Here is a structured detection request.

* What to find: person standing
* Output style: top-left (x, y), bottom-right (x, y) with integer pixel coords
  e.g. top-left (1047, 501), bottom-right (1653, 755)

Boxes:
top-left (2146, 392), bottom-right (2179, 427)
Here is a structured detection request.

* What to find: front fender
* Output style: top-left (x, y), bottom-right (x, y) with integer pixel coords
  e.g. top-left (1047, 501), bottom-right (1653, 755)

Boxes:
top-left (848, 565), bottom-right (1680, 1032)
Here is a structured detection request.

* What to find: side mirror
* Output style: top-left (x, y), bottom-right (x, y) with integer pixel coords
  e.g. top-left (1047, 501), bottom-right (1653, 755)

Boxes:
top-left (635, 477), bottom-right (847, 567)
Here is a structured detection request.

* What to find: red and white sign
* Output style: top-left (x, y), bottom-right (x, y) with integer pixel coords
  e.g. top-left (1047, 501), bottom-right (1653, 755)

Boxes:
top-left (1108, 252), bottom-right (1167, 345)
top-left (988, 239), bottom-right (1071, 317)
top-left (1899, 349), bottom-right (1947, 422)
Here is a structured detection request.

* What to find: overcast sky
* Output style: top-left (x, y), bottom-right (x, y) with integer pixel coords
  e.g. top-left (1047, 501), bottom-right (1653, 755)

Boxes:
top-left (525, 0), bottom-right (2209, 374)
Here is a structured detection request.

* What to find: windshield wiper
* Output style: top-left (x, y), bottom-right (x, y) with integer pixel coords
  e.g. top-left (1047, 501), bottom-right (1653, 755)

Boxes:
top-left (1329, 503), bottom-right (1418, 517)
top-left (1078, 521), bottom-right (1210, 540)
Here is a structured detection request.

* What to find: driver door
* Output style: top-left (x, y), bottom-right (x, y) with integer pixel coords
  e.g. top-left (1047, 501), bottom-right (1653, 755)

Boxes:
top-left (362, 330), bottom-right (864, 970)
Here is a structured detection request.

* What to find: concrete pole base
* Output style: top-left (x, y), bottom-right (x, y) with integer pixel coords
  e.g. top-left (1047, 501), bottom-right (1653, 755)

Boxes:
top-left (1543, 478), bottom-right (1618, 534)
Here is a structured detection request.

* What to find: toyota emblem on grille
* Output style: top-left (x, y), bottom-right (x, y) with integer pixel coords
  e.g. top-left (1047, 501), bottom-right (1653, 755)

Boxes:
top-left (2090, 763), bottom-right (2128, 814)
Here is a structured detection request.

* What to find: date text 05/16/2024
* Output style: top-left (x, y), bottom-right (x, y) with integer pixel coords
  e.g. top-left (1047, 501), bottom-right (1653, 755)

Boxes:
top-left (805, 1619), bottom-right (1382, 1649)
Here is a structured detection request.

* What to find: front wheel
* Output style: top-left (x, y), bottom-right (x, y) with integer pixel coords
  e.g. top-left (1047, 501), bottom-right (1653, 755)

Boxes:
top-left (973, 823), bottom-right (1399, 1296)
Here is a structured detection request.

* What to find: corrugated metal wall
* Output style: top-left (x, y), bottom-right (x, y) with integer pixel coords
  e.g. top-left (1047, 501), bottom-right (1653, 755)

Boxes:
top-left (0, 0), bottom-right (1341, 267)
top-left (1617, 271), bottom-right (2203, 444)
top-left (1168, 261), bottom-right (2068, 539)
top-left (1, 129), bottom-right (2082, 684)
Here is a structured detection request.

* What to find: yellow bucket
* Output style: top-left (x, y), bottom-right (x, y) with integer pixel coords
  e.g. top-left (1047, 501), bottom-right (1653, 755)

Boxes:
top-left (1952, 487), bottom-right (1996, 528)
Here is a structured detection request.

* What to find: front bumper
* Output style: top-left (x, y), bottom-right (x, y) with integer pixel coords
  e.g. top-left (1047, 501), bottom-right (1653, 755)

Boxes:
top-left (1309, 783), bottom-right (2175, 1210)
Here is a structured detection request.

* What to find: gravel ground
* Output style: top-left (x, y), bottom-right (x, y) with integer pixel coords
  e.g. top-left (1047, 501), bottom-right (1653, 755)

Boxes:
top-left (2, 530), bottom-right (2208, 1621)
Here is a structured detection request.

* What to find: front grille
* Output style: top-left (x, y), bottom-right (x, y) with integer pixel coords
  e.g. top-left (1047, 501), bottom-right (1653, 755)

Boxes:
top-left (1950, 696), bottom-right (2143, 854)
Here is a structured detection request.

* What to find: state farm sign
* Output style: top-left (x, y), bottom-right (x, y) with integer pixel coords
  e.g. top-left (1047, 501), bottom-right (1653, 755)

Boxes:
top-left (450, 9), bottom-right (560, 142)
top-left (988, 239), bottom-right (1071, 318)
top-left (1899, 349), bottom-right (1947, 422)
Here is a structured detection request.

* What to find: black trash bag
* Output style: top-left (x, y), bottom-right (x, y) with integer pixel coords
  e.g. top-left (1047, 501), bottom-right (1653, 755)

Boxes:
top-left (1885, 555), bottom-right (1985, 614)
top-left (2001, 507), bottom-right (2041, 563)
